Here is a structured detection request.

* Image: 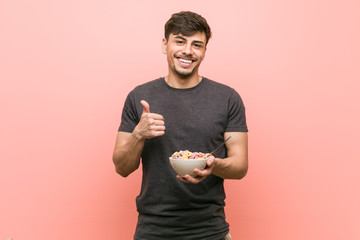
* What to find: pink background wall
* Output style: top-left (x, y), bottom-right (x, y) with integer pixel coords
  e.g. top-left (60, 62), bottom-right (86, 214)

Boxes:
top-left (1, 0), bottom-right (359, 239)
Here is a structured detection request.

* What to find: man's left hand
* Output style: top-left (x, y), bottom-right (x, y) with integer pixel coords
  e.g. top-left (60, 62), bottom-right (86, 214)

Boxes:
top-left (176, 156), bottom-right (216, 184)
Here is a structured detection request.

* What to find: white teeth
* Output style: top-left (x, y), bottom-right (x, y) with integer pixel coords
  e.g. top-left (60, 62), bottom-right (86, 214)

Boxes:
top-left (179, 58), bottom-right (192, 64)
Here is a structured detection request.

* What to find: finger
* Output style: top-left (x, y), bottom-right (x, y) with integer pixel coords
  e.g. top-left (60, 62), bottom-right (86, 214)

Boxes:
top-left (150, 113), bottom-right (164, 121)
top-left (152, 130), bottom-right (165, 137)
top-left (194, 168), bottom-right (211, 177)
top-left (188, 175), bottom-right (205, 184)
top-left (177, 174), bottom-right (192, 181)
top-left (177, 174), bottom-right (205, 184)
top-left (206, 157), bottom-right (214, 167)
top-left (153, 119), bottom-right (165, 126)
top-left (176, 175), bottom-right (188, 182)
top-left (150, 125), bottom-right (166, 132)
top-left (140, 100), bottom-right (150, 114)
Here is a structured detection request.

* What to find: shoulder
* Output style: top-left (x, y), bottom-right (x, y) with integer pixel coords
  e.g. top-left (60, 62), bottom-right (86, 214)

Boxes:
top-left (125, 78), bottom-right (164, 100)
top-left (203, 78), bottom-right (236, 92)
top-left (202, 77), bottom-right (240, 99)
top-left (125, 78), bottom-right (165, 107)
top-left (132, 78), bottom-right (163, 92)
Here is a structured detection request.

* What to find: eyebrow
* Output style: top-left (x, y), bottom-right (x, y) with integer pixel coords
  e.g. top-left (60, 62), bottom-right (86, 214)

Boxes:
top-left (174, 35), bottom-right (205, 45)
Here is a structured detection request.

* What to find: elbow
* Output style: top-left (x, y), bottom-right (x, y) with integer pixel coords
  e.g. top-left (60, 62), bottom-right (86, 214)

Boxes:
top-left (238, 167), bottom-right (248, 179)
top-left (113, 156), bottom-right (139, 178)
top-left (236, 156), bottom-right (249, 179)
top-left (113, 154), bottom-right (130, 177)
top-left (115, 167), bottom-right (131, 178)
top-left (114, 162), bottom-right (136, 178)
top-left (234, 164), bottom-right (248, 180)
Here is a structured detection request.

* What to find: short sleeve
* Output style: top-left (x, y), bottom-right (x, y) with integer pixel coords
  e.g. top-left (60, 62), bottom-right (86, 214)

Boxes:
top-left (118, 91), bottom-right (140, 133)
top-left (225, 90), bottom-right (248, 132)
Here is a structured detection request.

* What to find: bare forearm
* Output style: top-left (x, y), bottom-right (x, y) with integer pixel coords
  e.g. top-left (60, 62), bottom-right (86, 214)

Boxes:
top-left (113, 101), bottom-right (166, 177)
top-left (212, 156), bottom-right (248, 179)
top-left (113, 132), bottom-right (145, 177)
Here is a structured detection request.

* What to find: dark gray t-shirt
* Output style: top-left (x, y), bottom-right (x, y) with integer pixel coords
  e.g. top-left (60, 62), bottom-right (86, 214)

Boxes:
top-left (119, 77), bottom-right (248, 240)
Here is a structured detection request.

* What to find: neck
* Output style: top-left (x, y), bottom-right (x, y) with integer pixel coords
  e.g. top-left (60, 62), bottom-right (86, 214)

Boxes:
top-left (164, 73), bottom-right (202, 89)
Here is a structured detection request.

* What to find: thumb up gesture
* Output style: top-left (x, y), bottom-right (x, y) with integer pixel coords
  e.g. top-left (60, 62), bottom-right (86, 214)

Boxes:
top-left (134, 100), bottom-right (165, 139)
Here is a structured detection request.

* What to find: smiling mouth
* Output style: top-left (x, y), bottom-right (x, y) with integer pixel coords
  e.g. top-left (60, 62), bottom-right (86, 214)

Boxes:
top-left (176, 57), bottom-right (195, 67)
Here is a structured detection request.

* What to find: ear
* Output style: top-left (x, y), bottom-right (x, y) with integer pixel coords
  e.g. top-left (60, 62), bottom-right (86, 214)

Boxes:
top-left (162, 38), bottom-right (167, 54)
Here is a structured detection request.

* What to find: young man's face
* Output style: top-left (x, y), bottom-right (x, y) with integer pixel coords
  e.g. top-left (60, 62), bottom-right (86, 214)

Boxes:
top-left (162, 32), bottom-right (207, 78)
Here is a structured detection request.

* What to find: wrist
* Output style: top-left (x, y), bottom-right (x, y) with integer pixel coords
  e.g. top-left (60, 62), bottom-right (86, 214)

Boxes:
top-left (132, 128), bottom-right (146, 142)
top-left (212, 157), bottom-right (221, 170)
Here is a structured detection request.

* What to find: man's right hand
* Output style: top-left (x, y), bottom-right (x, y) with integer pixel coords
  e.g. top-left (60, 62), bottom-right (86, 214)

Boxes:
top-left (134, 100), bottom-right (165, 139)
top-left (113, 100), bottom-right (165, 177)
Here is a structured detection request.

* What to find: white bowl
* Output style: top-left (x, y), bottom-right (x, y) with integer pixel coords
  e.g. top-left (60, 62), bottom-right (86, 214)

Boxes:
top-left (169, 158), bottom-right (208, 177)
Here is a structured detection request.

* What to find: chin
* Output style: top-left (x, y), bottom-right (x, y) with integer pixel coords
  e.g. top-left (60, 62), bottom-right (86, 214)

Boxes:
top-left (174, 68), bottom-right (195, 78)
top-left (176, 72), bottom-right (193, 78)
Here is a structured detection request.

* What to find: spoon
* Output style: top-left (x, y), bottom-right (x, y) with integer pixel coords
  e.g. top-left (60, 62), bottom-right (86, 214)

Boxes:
top-left (209, 136), bottom-right (232, 155)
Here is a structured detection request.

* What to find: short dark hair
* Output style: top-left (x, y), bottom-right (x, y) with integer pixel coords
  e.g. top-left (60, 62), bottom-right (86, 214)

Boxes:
top-left (164, 11), bottom-right (212, 45)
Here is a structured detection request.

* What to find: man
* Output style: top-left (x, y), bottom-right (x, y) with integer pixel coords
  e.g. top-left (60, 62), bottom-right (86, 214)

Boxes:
top-left (113, 11), bottom-right (248, 240)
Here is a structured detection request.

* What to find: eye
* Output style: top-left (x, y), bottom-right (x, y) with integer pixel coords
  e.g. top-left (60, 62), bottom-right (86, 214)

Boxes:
top-left (176, 40), bottom-right (184, 45)
top-left (193, 43), bottom-right (203, 49)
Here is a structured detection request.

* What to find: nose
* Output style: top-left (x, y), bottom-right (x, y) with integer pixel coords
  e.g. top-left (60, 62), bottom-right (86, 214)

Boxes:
top-left (182, 43), bottom-right (192, 56)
